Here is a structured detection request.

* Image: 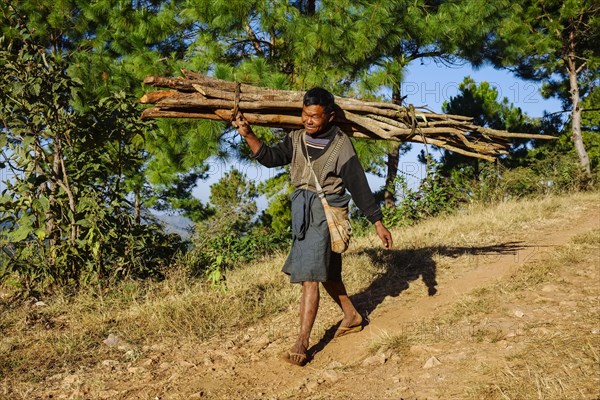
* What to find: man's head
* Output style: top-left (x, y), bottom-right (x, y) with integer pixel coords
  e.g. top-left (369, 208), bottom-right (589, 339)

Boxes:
top-left (302, 87), bottom-right (335, 135)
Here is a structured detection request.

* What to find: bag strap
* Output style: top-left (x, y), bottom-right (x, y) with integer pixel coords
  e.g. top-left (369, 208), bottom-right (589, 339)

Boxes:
top-left (301, 134), bottom-right (325, 199)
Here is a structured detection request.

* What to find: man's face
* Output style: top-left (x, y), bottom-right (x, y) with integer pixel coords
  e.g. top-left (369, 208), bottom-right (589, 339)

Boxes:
top-left (301, 104), bottom-right (334, 135)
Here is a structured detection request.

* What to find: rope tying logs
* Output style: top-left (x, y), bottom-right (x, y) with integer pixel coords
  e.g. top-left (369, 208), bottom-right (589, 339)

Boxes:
top-left (231, 82), bottom-right (242, 122)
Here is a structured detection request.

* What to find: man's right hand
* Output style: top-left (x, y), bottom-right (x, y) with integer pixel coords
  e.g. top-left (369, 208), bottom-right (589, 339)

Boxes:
top-left (231, 111), bottom-right (263, 155)
top-left (232, 111), bottom-right (253, 138)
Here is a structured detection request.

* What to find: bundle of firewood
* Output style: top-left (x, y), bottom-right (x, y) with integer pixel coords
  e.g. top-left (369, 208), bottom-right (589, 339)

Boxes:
top-left (140, 70), bottom-right (554, 161)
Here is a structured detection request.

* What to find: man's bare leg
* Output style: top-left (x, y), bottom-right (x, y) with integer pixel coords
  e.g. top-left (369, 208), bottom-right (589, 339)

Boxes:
top-left (288, 281), bottom-right (319, 365)
top-left (322, 280), bottom-right (362, 329)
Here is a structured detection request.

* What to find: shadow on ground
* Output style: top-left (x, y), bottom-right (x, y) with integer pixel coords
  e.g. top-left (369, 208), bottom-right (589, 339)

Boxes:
top-left (307, 241), bottom-right (526, 360)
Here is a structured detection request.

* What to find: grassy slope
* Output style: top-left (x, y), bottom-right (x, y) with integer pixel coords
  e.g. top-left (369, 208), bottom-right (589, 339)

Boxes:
top-left (360, 228), bottom-right (599, 399)
top-left (1, 192), bottom-right (598, 398)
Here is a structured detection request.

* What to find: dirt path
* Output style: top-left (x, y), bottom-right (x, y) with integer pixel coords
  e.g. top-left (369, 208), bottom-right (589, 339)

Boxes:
top-left (233, 207), bottom-right (599, 398)
top-left (34, 200), bottom-right (600, 400)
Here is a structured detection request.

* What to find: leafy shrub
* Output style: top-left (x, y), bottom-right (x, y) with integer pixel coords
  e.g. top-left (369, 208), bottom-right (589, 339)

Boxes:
top-left (184, 170), bottom-right (291, 287)
top-left (185, 224), bottom-right (289, 288)
top-left (0, 21), bottom-right (182, 295)
top-left (381, 161), bottom-right (465, 227)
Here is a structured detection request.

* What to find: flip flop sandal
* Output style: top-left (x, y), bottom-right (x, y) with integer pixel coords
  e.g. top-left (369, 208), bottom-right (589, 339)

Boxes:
top-left (334, 323), bottom-right (363, 338)
top-left (285, 351), bottom-right (308, 366)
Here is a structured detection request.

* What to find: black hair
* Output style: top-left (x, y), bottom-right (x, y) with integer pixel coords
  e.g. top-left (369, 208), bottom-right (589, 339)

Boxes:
top-left (303, 87), bottom-right (335, 114)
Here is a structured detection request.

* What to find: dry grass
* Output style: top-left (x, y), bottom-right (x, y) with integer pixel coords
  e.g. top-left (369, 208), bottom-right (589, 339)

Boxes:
top-left (477, 229), bottom-right (600, 400)
top-left (440, 229), bottom-right (599, 327)
top-left (0, 191), bottom-right (598, 394)
top-left (444, 287), bottom-right (501, 324)
top-left (439, 228), bottom-right (600, 399)
top-left (367, 331), bottom-right (412, 356)
top-left (0, 253), bottom-right (298, 384)
top-left (500, 228), bottom-right (599, 294)
top-left (493, 334), bottom-right (600, 399)
top-left (383, 192), bottom-right (590, 248)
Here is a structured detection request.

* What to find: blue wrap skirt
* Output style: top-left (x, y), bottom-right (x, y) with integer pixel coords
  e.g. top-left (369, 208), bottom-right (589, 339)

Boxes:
top-left (282, 189), bottom-right (351, 283)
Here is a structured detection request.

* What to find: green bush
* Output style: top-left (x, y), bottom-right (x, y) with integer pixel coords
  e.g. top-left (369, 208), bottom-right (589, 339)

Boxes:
top-left (184, 222), bottom-right (289, 288)
top-left (183, 170), bottom-right (291, 287)
top-left (0, 22), bottom-right (182, 296)
top-left (381, 162), bottom-right (465, 227)
top-left (376, 144), bottom-right (597, 231)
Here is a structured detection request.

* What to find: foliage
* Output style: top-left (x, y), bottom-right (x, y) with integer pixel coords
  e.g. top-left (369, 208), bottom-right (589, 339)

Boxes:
top-left (381, 160), bottom-right (465, 227)
top-left (2, 1), bottom-right (221, 219)
top-left (484, 0), bottom-right (599, 102)
top-left (436, 76), bottom-right (598, 196)
top-left (0, 17), bottom-right (181, 294)
top-left (443, 77), bottom-right (536, 132)
top-left (581, 85), bottom-right (600, 137)
top-left (185, 169), bottom-right (288, 287)
top-left (441, 77), bottom-right (542, 176)
top-left (378, 149), bottom-right (593, 231)
top-left (257, 171), bottom-right (293, 239)
top-left (580, 85), bottom-right (600, 171)
top-left (512, 131), bottom-right (600, 191)
top-left (481, 0), bottom-right (600, 175)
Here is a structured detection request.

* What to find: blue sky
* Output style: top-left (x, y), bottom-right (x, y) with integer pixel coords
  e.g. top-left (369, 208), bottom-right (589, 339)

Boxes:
top-left (401, 59), bottom-right (561, 116)
top-left (191, 61), bottom-right (564, 210)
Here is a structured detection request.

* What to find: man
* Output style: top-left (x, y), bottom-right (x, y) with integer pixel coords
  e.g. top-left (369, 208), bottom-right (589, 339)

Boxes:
top-left (232, 87), bottom-right (393, 366)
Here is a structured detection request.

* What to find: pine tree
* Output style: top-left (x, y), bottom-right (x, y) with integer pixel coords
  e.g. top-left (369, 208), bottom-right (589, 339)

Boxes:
top-left (483, 0), bottom-right (599, 178)
top-left (441, 77), bottom-right (541, 178)
top-left (339, 0), bottom-right (511, 207)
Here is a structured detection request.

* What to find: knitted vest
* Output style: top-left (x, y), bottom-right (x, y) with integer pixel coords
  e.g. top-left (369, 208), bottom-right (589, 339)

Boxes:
top-left (290, 127), bottom-right (349, 195)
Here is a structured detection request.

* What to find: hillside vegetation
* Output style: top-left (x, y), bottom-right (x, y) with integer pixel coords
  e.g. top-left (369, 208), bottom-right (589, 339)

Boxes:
top-left (1, 191), bottom-right (598, 399)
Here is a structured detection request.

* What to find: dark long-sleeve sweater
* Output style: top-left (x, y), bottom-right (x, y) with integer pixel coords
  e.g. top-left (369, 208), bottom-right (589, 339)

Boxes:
top-left (253, 126), bottom-right (383, 224)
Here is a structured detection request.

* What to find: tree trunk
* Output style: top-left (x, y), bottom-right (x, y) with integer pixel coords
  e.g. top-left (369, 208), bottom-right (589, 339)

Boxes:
top-left (384, 142), bottom-right (400, 208)
top-left (306, 0), bottom-right (316, 15)
top-left (48, 141), bottom-right (62, 248)
top-left (566, 30), bottom-right (591, 178)
top-left (134, 189), bottom-right (141, 225)
top-left (34, 137), bottom-right (56, 265)
top-left (383, 87), bottom-right (403, 208)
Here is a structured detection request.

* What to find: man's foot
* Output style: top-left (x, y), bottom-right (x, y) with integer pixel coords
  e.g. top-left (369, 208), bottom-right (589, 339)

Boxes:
top-left (334, 313), bottom-right (363, 338)
top-left (285, 339), bottom-right (308, 366)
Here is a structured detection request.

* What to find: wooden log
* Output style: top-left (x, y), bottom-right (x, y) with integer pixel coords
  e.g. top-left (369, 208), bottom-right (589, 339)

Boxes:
top-left (191, 84), bottom-right (272, 102)
top-left (144, 104), bottom-right (529, 151)
top-left (142, 107), bottom-right (373, 136)
top-left (181, 69), bottom-right (306, 100)
top-left (349, 130), bottom-right (498, 161)
top-left (141, 107), bottom-right (228, 122)
top-left (143, 76), bottom-right (199, 92)
top-left (180, 70), bottom-right (479, 120)
top-left (140, 90), bottom-right (183, 104)
top-left (142, 107), bottom-right (500, 161)
top-left (465, 125), bottom-right (557, 140)
top-left (140, 71), bottom-right (556, 161)
top-left (156, 94), bottom-right (303, 111)
top-left (339, 110), bottom-right (395, 140)
top-left (144, 74), bottom-right (472, 122)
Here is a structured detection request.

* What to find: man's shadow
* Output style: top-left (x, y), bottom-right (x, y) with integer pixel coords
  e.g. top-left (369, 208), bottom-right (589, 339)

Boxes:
top-left (307, 241), bottom-right (525, 359)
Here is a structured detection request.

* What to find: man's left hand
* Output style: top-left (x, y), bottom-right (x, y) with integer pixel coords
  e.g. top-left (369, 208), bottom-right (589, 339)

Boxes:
top-left (374, 220), bottom-right (393, 249)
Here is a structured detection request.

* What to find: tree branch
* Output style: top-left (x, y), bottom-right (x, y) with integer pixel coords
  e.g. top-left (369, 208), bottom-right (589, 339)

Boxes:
top-left (243, 21), bottom-right (267, 55)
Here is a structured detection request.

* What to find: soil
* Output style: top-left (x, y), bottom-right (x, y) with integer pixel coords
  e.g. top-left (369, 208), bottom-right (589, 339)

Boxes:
top-left (17, 203), bottom-right (600, 400)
